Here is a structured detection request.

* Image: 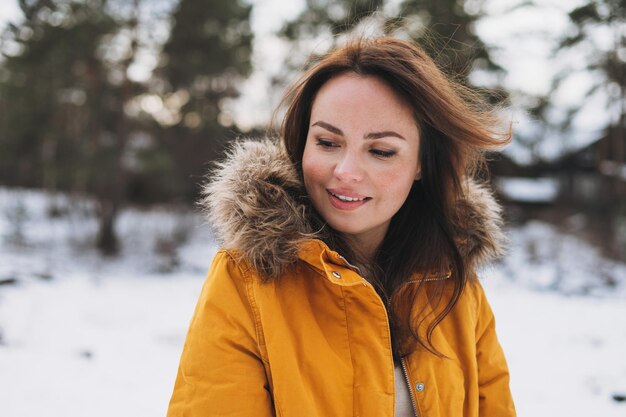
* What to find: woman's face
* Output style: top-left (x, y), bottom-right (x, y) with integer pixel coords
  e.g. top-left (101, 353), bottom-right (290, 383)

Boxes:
top-left (302, 73), bottom-right (421, 254)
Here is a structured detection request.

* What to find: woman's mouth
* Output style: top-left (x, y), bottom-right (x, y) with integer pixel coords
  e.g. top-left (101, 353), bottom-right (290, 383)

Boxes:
top-left (327, 189), bottom-right (371, 210)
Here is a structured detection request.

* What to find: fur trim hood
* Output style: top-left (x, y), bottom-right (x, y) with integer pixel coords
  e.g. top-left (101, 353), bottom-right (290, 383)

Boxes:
top-left (201, 138), bottom-right (506, 279)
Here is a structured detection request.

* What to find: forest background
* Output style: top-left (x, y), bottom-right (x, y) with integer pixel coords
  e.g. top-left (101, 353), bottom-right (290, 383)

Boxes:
top-left (1, 0), bottom-right (625, 258)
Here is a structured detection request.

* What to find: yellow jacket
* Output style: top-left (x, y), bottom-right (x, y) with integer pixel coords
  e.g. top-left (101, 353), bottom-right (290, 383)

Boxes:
top-left (167, 140), bottom-right (515, 416)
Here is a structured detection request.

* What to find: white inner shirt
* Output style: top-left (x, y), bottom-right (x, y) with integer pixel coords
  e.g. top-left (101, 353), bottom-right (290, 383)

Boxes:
top-left (394, 361), bottom-right (414, 417)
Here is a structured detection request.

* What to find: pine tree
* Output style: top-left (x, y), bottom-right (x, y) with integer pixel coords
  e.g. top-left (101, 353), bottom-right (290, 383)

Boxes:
top-left (0, 0), bottom-right (145, 254)
top-left (156, 0), bottom-right (253, 201)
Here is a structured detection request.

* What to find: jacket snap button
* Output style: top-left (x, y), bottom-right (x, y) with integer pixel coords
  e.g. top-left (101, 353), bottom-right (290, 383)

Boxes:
top-left (415, 382), bottom-right (425, 392)
top-left (332, 271), bottom-right (341, 279)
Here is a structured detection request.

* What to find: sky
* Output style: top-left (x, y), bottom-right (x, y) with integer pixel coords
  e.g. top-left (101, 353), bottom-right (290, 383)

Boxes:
top-left (0, 0), bottom-right (611, 163)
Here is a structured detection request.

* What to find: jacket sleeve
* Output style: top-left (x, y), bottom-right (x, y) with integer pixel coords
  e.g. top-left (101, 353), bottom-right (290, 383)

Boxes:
top-left (167, 250), bottom-right (275, 417)
top-left (474, 281), bottom-right (516, 417)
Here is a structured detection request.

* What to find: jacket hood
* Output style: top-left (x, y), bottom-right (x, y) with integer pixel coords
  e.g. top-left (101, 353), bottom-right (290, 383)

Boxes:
top-left (201, 138), bottom-right (506, 279)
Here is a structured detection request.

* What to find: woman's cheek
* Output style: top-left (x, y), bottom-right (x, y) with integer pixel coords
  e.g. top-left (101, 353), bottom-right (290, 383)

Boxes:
top-left (303, 152), bottom-right (329, 183)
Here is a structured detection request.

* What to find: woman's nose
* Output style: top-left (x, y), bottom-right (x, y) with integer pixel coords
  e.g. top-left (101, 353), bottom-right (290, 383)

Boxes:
top-left (334, 151), bottom-right (364, 182)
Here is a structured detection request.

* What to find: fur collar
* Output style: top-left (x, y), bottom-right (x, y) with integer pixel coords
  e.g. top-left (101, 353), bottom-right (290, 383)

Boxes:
top-left (201, 138), bottom-right (506, 279)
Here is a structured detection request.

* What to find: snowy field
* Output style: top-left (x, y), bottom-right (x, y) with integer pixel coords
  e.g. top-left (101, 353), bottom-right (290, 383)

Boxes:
top-left (1, 187), bottom-right (625, 416)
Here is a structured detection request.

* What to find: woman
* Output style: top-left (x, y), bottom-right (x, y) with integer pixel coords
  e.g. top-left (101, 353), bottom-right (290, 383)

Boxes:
top-left (167, 37), bottom-right (516, 417)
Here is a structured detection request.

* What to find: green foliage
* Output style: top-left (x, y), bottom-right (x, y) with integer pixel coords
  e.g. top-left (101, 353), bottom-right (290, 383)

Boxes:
top-left (126, 146), bottom-right (183, 203)
top-left (161, 0), bottom-right (253, 93)
top-left (0, 0), bottom-right (119, 188)
top-left (0, 0), bottom-right (255, 252)
top-left (0, 0), bottom-right (255, 205)
top-left (157, 0), bottom-right (254, 200)
top-left (0, 0), bottom-right (146, 253)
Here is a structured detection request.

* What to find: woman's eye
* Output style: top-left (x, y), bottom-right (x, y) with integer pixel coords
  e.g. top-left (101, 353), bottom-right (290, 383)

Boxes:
top-left (370, 149), bottom-right (396, 158)
top-left (316, 139), bottom-right (338, 148)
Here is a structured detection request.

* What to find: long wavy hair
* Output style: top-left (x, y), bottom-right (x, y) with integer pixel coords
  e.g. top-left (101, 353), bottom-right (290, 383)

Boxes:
top-left (279, 37), bottom-right (509, 357)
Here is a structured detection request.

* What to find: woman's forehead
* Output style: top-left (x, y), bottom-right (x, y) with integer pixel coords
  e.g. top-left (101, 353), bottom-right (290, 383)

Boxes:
top-left (310, 73), bottom-right (418, 133)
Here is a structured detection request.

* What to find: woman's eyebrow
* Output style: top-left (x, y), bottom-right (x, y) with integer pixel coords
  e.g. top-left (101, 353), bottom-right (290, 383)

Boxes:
top-left (311, 120), bottom-right (405, 140)
top-left (311, 120), bottom-right (343, 135)
top-left (364, 131), bottom-right (405, 140)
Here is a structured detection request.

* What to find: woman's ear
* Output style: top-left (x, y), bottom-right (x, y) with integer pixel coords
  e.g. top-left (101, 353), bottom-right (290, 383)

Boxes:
top-left (414, 168), bottom-right (421, 181)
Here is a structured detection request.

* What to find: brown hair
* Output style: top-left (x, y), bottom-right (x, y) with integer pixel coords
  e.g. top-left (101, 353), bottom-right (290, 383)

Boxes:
top-left (279, 37), bottom-right (509, 357)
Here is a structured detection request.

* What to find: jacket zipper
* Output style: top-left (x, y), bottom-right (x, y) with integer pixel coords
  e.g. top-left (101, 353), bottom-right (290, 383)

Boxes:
top-left (384, 289), bottom-right (418, 417)
top-left (400, 356), bottom-right (419, 417)
top-left (378, 283), bottom-right (419, 417)
top-left (338, 256), bottom-right (420, 416)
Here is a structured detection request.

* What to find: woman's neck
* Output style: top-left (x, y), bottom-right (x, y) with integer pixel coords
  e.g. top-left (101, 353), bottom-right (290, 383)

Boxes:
top-left (342, 226), bottom-right (387, 266)
top-left (343, 236), bottom-right (379, 274)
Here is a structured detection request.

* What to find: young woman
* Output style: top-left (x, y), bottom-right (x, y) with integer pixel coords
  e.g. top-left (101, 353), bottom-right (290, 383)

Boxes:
top-left (167, 37), bottom-right (516, 417)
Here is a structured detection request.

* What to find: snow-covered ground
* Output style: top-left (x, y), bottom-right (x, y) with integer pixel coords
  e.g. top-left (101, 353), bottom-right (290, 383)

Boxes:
top-left (0, 187), bottom-right (625, 416)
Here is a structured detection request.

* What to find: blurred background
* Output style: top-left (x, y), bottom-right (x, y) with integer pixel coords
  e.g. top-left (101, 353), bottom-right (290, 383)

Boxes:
top-left (0, 0), bottom-right (625, 416)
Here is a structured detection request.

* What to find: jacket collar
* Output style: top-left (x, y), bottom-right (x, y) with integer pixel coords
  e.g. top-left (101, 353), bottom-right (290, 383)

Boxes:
top-left (201, 138), bottom-right (506, 280)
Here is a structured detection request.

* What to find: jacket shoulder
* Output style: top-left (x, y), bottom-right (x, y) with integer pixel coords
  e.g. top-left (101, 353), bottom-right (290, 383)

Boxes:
top-left (213, 248), bottom-right (255, 281)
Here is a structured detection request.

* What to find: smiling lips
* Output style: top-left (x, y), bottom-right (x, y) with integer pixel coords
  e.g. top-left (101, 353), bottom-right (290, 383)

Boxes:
top-left (327, 189), bottom-right (371, 210)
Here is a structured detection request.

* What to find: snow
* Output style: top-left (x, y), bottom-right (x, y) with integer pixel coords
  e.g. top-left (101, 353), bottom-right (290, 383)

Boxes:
top-left (496, 177), bottom-right (560, 204)
top-left (0, 275), bottom-right (206, 417)
top-left (484, 278), bottom-right (626, 417)
top-left (1, 187), bottom-right (626, 416)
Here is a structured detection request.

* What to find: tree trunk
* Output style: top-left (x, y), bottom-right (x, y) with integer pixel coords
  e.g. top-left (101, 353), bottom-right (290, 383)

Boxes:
top-left (96, 199), bottom-right (119, 255)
